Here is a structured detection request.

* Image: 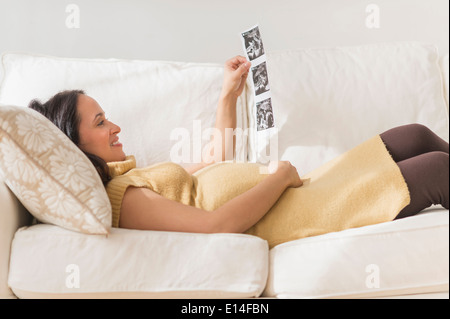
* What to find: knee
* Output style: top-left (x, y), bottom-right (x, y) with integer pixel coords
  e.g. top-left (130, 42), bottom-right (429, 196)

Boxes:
top-left (434, 151), bottom-right (449, 167)
top-left (406, 123), bottom-right (439, 149)
top-left (427, 152), bottom-right (449, 176)
top-left (407, 123), bottom-right (433, 140)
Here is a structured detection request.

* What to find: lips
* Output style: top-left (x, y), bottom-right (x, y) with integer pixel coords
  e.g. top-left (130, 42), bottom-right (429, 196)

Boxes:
top-left (110, 136), bottom-right (122, 147)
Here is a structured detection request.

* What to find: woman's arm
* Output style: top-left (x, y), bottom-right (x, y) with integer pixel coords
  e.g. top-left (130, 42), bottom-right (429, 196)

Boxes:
top-left (185, 56), bottom-right (250, 175)
top-left (184, 95), bottom-right (238, 175)
top-left (119, 161), bottom-right (302, 233)
top-left (210, 56), bottom-right (250, 163)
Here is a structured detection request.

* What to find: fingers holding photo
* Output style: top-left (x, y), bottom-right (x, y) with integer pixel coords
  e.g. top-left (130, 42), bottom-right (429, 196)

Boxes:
top-left (225, 55), bottom-right (251, 73)
top-left (221, 55), bottom-right (251, 99)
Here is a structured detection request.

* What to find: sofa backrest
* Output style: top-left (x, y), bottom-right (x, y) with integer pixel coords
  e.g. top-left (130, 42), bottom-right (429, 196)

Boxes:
top-left (245, 42), bottom-right (449, 174)
top-left (0, 54), bottom-right (249, 167)
top-left (1, 43), bottom-right (448, 175)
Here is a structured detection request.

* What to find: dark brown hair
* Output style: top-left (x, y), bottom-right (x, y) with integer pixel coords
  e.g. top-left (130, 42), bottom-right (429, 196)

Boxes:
top-left (28, 90), bottom-right (112, 185)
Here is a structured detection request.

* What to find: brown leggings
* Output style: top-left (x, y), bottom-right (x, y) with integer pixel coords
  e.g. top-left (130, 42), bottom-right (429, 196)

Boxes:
top-left (380, 124), bottom-right (449, 219)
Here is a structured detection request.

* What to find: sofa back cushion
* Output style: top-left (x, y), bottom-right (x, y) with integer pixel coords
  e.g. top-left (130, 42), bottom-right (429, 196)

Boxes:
top-left (0, 53), bottom-right (249, 168)
top-left (246, 42), bottom-right (449, 174)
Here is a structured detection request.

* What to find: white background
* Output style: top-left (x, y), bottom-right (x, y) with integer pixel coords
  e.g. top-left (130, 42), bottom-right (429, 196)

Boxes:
top-left (0, 0), bottom-right (448, 75)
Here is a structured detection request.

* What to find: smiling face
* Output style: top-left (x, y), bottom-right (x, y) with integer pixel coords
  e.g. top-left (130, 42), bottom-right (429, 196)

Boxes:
top-left (77, 94), bottom-right (126, 163)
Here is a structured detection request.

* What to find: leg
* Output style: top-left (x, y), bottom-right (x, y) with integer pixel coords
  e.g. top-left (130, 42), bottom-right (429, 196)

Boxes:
top-left (380, 124), bottom-right (449, 162)
top-left (395, 151), bottom-right (449, 219)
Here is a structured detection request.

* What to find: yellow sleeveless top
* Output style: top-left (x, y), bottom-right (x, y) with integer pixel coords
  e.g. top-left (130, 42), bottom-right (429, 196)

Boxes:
top-left (106, 135), bottom-right (410, 248)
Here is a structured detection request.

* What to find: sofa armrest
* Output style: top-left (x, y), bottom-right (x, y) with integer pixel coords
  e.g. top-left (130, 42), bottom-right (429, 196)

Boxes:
top-left (0, 179), bottom-right (33, 298)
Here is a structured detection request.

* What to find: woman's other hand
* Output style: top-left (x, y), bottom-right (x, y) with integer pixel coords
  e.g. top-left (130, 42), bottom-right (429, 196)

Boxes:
top-left (220, 56), bottom-right (251, 100)
top-left (268, 161), bottom-right (303, 188)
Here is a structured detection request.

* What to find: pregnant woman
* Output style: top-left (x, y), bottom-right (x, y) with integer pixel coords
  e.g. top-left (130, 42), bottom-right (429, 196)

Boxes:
top-left (29, 56), bottom-right (449, 248)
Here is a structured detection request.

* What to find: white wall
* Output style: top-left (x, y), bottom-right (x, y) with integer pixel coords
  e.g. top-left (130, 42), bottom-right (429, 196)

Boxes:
top-left (0, 0), bottom-right (448, 67)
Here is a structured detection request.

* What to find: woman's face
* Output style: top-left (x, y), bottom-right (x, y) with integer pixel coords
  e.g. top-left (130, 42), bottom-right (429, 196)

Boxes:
top-left (77, 94), bottom-right (126, 163)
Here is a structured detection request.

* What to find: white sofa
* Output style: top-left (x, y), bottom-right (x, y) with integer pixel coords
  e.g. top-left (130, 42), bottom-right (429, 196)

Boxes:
top-left (0, 42), bottom-right (449, 299)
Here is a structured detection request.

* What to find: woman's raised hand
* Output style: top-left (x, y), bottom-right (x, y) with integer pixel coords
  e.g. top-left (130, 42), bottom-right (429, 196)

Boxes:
top-left (220, 56), bottom-right (251, 100)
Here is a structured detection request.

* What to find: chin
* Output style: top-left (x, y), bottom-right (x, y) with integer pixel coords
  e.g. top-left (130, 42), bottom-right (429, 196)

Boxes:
top-left (106, 152), bottom-right (126, 163)
top-left (117, 151), bottom-right (127, 161)
top-left (113, 154), bottom-right (126, 162)
top-left (109, 146), bottom-right (126, 162)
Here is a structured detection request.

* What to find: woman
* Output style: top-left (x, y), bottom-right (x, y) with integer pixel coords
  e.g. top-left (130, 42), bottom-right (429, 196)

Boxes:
top-left (29, 56), bottom-right (449, 247)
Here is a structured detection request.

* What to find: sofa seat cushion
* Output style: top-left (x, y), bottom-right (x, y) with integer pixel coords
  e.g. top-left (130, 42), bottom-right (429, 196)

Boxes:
top-left (8, 225), bottom-right (268, 298)
top-left (264, 209), bottom-right (449, 298)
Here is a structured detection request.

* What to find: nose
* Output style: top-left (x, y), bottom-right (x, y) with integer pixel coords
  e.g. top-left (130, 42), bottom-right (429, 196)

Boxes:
top-left (110, 121), bottom-right (121, 135)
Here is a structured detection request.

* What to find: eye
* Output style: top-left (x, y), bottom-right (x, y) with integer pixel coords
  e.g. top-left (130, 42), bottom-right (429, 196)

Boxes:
top-left (97, 118), bottom-right (109, 126)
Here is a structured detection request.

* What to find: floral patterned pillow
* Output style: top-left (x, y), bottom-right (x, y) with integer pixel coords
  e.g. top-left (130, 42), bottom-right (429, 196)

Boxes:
top-left (0, 105), bottom-right (111, 234)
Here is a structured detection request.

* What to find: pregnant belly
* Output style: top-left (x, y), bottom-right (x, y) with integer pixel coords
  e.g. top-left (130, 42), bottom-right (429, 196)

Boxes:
top-left (193, 162), bottom-right (269, 211)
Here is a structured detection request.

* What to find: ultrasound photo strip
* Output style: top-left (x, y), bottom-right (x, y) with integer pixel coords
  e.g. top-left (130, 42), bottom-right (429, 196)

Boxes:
top-left (241, 25), bottom-right (265, 61)
top-left (241, 24), bottom-right (275, 131)
top-left (252, 61), bottom-right (270, 96)
top-left (256, 98), bottom-right (274, 131)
